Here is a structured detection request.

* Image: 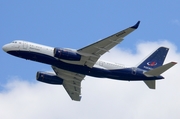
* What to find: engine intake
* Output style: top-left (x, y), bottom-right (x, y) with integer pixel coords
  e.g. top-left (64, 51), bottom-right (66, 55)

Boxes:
top-left (36, 71), bottom-right (63, 85)
top-left (54, 48), bottom-right (81, 61)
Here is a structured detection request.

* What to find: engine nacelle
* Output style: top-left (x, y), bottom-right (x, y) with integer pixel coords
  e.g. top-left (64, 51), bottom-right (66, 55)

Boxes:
top-left (54, 48), bottom-right (81, 61)
top-left (36, 71), bottom-right (63, 85)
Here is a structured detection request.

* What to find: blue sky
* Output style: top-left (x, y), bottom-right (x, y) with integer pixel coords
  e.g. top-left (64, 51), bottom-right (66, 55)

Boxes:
top-left (0, 1), bottom-right (180, 119)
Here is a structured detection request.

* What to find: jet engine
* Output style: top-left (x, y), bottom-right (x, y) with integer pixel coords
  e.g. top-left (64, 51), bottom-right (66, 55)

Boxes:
top-left (54, 48), bottom-right (81, 61)
top-left (36, 71), bottom-right (63, 85)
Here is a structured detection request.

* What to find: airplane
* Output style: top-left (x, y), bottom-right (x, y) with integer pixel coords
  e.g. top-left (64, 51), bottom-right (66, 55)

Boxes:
top-left (2, 21), bottom-right (177, 101)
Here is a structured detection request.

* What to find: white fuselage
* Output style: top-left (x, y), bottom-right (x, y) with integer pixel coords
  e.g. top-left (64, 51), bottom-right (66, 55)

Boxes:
top-left (3, 40), bottom-right (126, 70)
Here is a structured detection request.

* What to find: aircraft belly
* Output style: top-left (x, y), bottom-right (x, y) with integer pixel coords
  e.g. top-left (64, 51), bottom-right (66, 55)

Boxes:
top-left (107, 68), bottom-right (162, 81)
top-left (7, 50), bottom-right (57, 65)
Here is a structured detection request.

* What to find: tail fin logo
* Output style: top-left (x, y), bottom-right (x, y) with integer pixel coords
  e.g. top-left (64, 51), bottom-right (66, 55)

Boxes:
top-left (147, 62), bottom-right (157, 66)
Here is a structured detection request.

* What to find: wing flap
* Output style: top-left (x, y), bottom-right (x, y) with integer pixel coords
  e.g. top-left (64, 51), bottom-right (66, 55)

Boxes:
top-left (63, 80), bottom-right (82, 101)
top-left (63, 81), bottom-right (81, 94)
top-left (52, 66), bottom-right (85, 101)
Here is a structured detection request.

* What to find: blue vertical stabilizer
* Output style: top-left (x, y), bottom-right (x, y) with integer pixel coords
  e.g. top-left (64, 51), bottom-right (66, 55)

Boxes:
top-left (138, 47), bottom-right (169, 71)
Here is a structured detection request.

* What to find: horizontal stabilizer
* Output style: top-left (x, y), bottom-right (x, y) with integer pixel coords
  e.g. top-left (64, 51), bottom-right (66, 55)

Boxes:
top-left (144, 62), bottom-right (177, 76)
top-left (144, 80), bottom-right (155, 89)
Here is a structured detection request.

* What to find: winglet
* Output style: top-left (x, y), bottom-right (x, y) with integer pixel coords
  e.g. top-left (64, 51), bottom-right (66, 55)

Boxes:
top-left (131, 21), bottom-right (140, 29)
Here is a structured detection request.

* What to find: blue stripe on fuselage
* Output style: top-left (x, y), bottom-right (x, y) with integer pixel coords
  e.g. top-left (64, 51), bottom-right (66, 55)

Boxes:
top-left (7, 50), bottom-right (109, 77)
top-left (7, 50), bottom-right (164, 81)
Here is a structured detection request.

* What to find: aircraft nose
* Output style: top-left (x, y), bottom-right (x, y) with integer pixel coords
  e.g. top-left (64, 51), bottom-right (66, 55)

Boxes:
top-left (2, 44), bottom-right (9, 52)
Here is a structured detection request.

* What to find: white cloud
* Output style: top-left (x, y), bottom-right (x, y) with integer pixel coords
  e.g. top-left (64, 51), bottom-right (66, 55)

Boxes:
top-left (0, 40), bottom-right (180, 119)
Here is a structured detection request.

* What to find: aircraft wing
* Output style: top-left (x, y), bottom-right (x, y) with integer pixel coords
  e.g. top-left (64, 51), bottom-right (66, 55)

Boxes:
top-left (52, 66), bottom-right (85, 101)
top-left (78, 21), bottom-right (140, 68)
